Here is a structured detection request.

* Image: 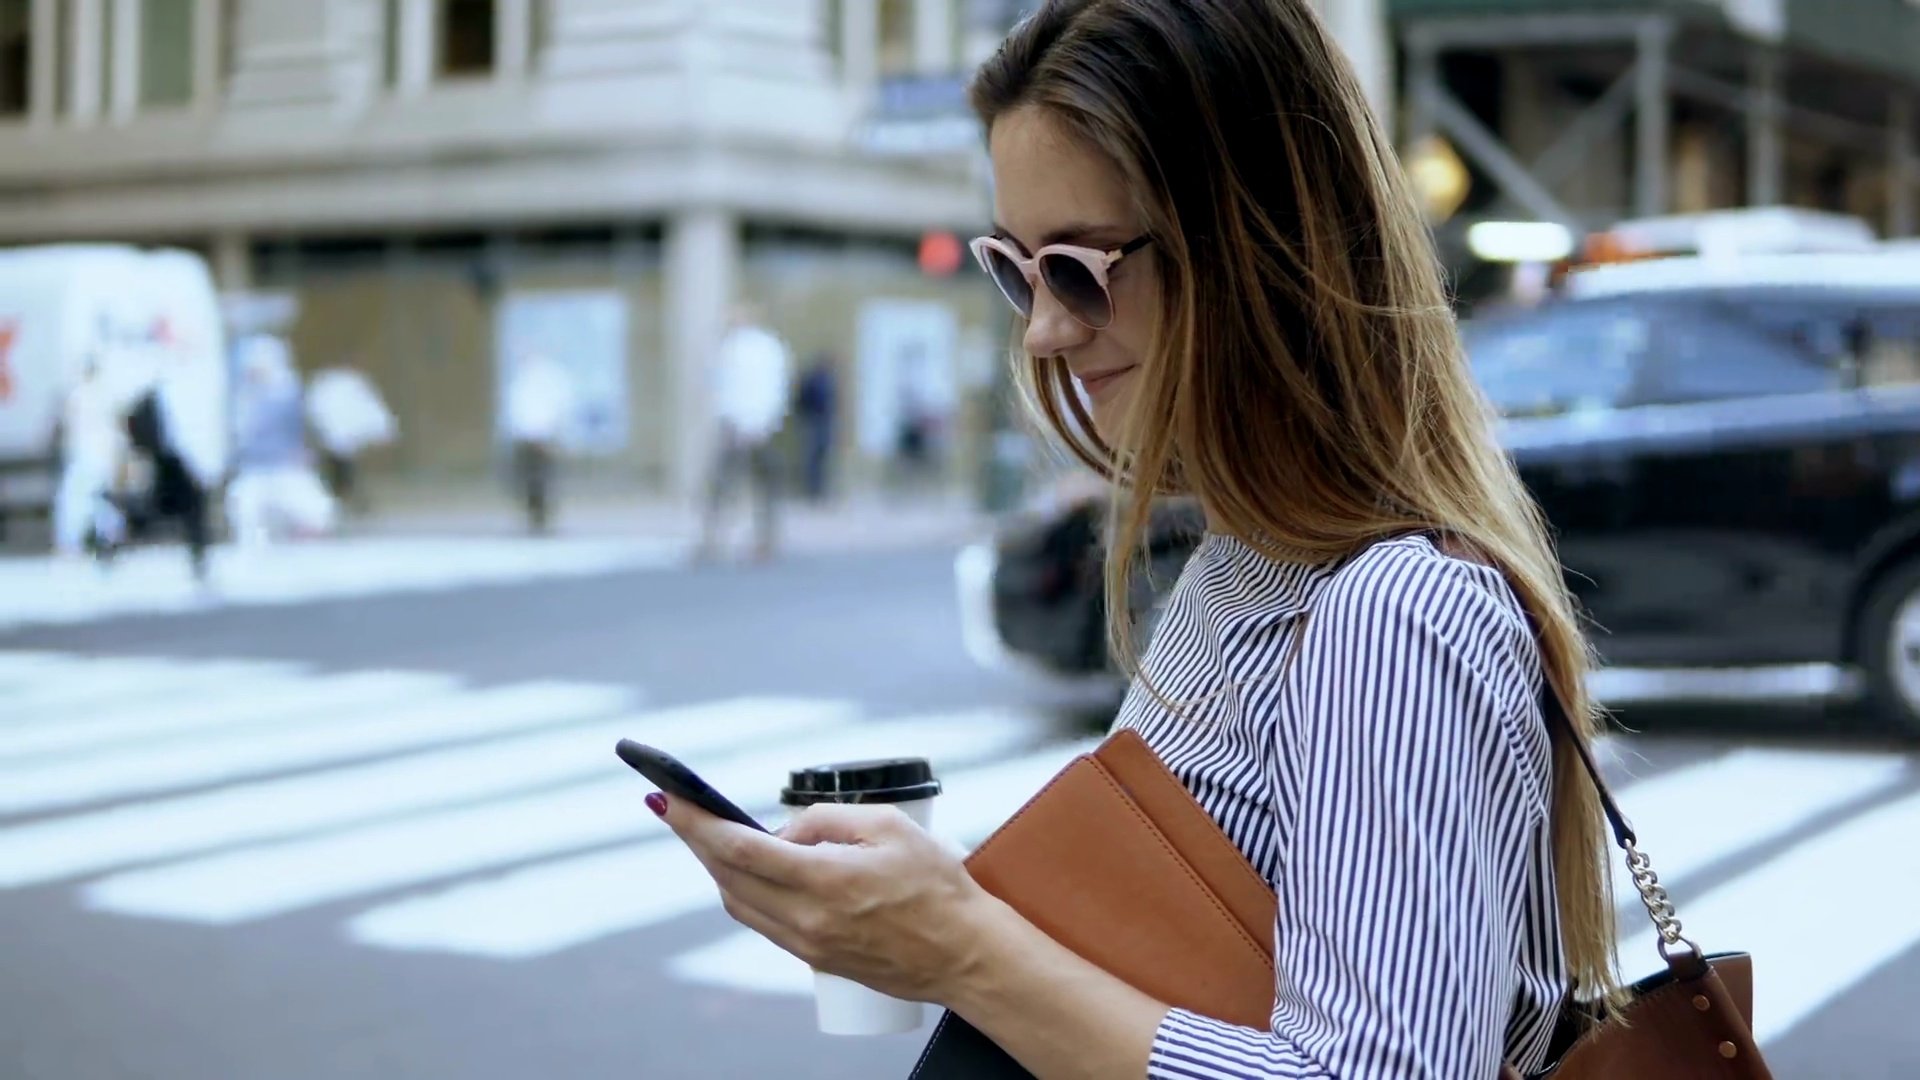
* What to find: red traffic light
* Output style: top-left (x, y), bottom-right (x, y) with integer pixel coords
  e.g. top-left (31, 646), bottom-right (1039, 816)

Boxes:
top-left (918, 231), bottom-right (964, 277)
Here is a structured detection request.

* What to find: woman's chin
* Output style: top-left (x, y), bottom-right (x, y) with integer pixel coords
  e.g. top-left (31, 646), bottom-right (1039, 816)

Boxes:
top-left (1087, 396), bottom-right (1136, 448)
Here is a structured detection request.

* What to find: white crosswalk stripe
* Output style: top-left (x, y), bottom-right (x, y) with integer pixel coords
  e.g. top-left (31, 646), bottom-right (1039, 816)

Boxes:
top-left (82, 709), bottom-right (1044, 924)
top-left (0, 681), bottom-right (634, 816)
top-left (0, 646), bottom-right (1915, 1052)
top-left (3, 655), bottom-right (301, 715)
top-left (0, 536), bottom-right (685, 632)
top-left (0, 669), bottom-right (465, 760)
top-left (0, 699), bottom-right (857, 888)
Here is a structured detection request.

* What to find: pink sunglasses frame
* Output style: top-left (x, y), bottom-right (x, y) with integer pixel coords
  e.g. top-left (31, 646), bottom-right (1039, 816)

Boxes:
top-left (968, 234), bottom-right (1152, 330)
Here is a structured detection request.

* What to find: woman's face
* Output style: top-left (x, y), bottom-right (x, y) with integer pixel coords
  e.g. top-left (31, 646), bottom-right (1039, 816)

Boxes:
top-left (987, 105), bottom-right (1159, 442)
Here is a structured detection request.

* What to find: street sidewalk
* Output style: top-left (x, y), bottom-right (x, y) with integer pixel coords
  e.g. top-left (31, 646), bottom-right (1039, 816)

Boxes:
top-left (345, 479), bottom-right (997, 556)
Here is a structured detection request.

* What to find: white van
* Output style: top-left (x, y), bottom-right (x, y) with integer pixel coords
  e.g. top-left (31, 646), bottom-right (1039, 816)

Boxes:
top-left (0, 244), bottom-right (229, 529)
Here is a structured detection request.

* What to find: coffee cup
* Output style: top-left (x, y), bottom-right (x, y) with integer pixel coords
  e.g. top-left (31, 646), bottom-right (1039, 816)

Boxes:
top-left (781, 757), bottom-right (942, 1036)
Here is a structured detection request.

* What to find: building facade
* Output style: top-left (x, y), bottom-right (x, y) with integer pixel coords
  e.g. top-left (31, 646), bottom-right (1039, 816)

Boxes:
top-left (0, 0), bottom-right (1007, 495)
top-left (4, 0), bottom-right (1915, 495)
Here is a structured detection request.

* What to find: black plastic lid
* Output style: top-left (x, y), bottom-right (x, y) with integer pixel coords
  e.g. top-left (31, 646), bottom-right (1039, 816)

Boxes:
top-left (780, 757), bottom-right (940, 806)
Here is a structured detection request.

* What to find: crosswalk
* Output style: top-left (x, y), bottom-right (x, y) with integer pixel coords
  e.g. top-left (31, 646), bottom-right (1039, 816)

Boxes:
top-left (0, 536), bottom-right (686, 632)
top-left (0, 647), bottom-right (1915, 1050)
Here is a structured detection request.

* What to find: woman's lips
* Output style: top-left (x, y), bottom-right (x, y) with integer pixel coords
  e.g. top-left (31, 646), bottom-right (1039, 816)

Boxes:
top-left (1075, 366), bottom-right (1137, 398)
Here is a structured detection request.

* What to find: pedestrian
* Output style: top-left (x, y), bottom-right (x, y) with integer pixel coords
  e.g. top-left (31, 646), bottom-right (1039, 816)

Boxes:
top-left (52, 356), bottom-right (127, 560)
top-left (793, 351), bottom-right (837, 502)
top-left (227, 335), bottom-right (335, 549)
top-left (122, 374), bottom-right (216, 582)
top-left (504, 351), bottom-right (574, 535)
top-left (696, 304), bottom-right (791, 562)
top-left (649, 3), bottom-right (1621, 1078)
top-left (306, 363), bottom-right (395, 517)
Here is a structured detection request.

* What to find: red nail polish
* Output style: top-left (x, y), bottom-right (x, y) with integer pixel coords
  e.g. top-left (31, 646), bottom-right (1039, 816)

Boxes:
top-left (645, 792), bottom-right (668, 817)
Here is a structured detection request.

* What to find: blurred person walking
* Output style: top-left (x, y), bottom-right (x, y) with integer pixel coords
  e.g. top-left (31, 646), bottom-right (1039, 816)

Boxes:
top-left (121, 373), bottom-right (216, 582)
top-left (53, 357), bottom-right (128, 560)
top-left (306, 364), bottom-right (395, 518)
top-left (793, 350), bottom-right (838, 502)
top-left (696, 304), bottom-right (791, 563)
top-left (227, 335), bottom-right (336, 549)
top-left (504, 351), bottom-right (574, 535)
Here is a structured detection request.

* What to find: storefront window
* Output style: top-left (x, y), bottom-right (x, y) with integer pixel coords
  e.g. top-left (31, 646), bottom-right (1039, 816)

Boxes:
top-left (0, 0), bottom-right (29, 116)
top-left (140, 0), bottom-right (195, 107)
top-left (439, 0), bottom-right (495, 78)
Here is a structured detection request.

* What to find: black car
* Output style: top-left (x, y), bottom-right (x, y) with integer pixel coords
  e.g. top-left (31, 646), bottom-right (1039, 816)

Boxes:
top-left (958, 273), bottom-right (1920, 735)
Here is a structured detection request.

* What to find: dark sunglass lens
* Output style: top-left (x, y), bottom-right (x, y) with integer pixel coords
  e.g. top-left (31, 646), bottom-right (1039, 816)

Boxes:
top-left (982, 248), bottom-right (1034, 316)
top-left (1040, 255), bottom-right (1113, 327)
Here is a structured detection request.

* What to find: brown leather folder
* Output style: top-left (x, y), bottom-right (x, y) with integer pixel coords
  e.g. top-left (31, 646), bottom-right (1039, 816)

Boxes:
top-left (964, 726), bottom-right (1278, 1025)
top-left (908, 727), bottom-right (1276, 1078)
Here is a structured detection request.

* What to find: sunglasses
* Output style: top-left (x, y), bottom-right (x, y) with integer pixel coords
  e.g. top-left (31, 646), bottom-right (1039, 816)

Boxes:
top-left (969, 233), bottom-right (1153, 330)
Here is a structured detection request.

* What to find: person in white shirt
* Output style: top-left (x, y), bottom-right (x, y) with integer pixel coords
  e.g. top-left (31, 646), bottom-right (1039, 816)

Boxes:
top-left (227, 335), bottom-right (336, 550)
top-left (53, 358), bottom-right (127, 558)
top-left (698, 304), bottom-right (792, 562)
top-left (306, 365), bottom-right (396, 517)
top-left (504, 351), bottom-right (575, 534)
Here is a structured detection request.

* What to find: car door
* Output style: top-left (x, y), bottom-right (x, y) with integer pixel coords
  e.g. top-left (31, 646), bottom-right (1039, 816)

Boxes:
top-left (1599, 295), bottom-right (1858, 666)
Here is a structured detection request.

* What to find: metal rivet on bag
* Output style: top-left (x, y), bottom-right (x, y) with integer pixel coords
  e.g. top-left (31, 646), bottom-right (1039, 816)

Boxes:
top-left (1718, 1042), bottom-right (1738, 1059)
top-left (1692, 995), bottom-right (1711, 1011)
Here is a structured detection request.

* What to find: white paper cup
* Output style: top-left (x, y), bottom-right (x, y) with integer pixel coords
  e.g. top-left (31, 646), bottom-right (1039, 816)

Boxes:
top-left (811, 971), bottom-right (924, 1036)
top-left (810, 796), bottom-right (935, 1035)
top-left (782, 759), bottom-right (940, 1037)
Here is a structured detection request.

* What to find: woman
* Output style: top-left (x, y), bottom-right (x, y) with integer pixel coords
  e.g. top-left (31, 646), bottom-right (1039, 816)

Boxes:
top-left (651, 1), bottom-right (1617, 1076)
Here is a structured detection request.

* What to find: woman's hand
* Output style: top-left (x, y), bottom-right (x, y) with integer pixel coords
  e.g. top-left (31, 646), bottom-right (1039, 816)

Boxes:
top-left (652, 794), bottom-right (998, 1005)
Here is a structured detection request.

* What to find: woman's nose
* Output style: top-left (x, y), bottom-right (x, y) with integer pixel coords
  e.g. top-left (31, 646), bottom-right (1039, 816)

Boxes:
top-left (1022, 284), bottom-right (1094, 359)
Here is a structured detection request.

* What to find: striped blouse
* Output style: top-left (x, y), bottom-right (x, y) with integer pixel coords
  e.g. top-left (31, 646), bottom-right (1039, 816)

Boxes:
top-left (1112, 532), bottom-right (1565, 1079)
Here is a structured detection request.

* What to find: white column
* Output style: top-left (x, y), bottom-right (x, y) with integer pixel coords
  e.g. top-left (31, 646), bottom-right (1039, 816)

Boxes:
top-left (911, 0), bottom-right (952, 74)
top-left (496, 0), bottom-right (531, 79)
top-left (1320, 0), bottom-right (1392, 129)
top-left (841, 0), bottom-right (878, 98)
top-left (68, 0), bottom-right (105, 124)
top-left (109, 0), bottom-right (139, 120)
top-left (665, 206), bottom-right (739, 498)
top-left (396, 0), bottom-right (434, 95)
top-left (192, 0), bottom-right (221, 108)
top-left (27, 0), bottom-right (57, 126)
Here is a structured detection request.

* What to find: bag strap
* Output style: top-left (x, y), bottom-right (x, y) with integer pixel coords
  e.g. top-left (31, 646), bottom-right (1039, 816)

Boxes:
top-left (1530, 657), bottom-right (1702, 971)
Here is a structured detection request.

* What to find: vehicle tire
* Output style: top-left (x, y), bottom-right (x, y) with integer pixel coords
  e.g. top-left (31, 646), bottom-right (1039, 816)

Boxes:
top-left (1854, 557), bottom-right (1920, 740)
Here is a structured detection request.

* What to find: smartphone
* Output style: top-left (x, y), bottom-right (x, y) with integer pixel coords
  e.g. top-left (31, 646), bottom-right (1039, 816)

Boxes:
top-left (614, 739), bottom-right (769, 833)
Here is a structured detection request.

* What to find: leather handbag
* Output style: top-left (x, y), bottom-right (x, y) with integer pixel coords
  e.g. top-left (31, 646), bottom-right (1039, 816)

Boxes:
top-left (909, 659), bottom-right (1774, 1079)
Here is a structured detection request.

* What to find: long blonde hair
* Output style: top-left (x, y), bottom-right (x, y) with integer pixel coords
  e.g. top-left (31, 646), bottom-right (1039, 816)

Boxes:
top-left (971, 0), bottom-right (1620, 1002)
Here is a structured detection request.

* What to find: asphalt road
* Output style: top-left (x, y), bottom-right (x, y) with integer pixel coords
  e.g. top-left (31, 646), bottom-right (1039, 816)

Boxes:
top-left (0, 537), bottom-right (1915, 1079)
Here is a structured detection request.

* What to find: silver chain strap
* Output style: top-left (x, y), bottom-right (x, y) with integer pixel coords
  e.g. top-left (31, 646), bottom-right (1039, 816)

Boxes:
top-left (1622, 838), bottom-right (1702, 963)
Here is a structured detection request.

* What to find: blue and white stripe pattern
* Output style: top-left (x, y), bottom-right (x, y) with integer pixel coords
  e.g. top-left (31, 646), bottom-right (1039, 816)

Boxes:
top-left (1114, 533), bottom-right (1564, 1079)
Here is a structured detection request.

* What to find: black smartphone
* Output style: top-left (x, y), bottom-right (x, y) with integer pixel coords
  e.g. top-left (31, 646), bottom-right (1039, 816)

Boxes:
top-left (614, 740), bottom-right (769, 833)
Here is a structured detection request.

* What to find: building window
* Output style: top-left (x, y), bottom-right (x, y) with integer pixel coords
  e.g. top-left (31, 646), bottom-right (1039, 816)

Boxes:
top-left (878, 0), bottom-right (915, 77)
top-left (222, 0), bottom-right (241, 86)
top-left (821, 0), bottom-right (841, 72)
top-left (140, 0), bottom-right (195, 107)
top-left (0, 0), bottom-right (29, 116)
top-left (383, 0), bottom-right (401, 86)
top-left (439, 0), bottom-right (494, 78)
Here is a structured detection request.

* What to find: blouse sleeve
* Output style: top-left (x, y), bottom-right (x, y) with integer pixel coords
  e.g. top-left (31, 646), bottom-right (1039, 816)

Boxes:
top-left (1144, 554), bottom-right (1550, 1080)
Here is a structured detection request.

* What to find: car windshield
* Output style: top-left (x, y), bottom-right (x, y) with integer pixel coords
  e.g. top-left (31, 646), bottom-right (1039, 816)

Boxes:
top-left (1463, 305), bottom-right (1645, 418)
